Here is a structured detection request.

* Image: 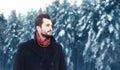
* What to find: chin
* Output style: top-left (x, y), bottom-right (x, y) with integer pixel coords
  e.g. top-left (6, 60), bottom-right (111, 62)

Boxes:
top-left (48, 33), bottom-right (52, 36)
top-left (48, 34), bottom-right (52, 36)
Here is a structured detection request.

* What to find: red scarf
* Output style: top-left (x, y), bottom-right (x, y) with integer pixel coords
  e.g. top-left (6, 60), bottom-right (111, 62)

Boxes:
top-left (35, 31), bottom-right (50, 47)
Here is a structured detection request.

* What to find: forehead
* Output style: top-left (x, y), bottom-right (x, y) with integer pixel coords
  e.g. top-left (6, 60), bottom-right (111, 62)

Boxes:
top-left (42, 18), bottom-right (52, 25)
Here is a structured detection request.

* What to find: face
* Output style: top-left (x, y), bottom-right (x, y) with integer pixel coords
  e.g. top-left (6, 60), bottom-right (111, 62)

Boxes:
top-left (36, 18), bottom-right (52, 38)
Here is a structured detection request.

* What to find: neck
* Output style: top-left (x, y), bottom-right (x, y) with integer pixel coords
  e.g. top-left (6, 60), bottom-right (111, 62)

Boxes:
top-left (39, 33), bottom-right (47, 41)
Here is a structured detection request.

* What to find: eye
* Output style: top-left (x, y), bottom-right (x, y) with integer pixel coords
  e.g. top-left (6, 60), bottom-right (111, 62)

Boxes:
top-left (46, 24), bottom-right (49, 27)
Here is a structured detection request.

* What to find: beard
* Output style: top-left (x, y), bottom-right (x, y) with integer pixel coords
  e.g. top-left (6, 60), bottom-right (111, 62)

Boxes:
top-left (41, 32), bottom-right (52, 38)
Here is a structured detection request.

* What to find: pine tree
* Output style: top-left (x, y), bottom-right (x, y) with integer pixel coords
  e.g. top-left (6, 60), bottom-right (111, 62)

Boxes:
top-left (0, 13), bottom-right (7, 70)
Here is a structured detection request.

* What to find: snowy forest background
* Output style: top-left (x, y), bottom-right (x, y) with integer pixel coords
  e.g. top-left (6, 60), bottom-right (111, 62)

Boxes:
top-left (0, 0), bottom-right (120, 70)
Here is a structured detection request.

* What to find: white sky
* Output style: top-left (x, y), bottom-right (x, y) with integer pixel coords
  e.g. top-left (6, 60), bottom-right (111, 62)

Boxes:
top-left (0, 0), bottom-right (82, 18)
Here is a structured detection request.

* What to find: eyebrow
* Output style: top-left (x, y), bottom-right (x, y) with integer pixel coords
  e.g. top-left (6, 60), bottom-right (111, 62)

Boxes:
top-left (45, 23), bottom-right (52, 26)
top-left (46, 22), bottom-right (52, 25)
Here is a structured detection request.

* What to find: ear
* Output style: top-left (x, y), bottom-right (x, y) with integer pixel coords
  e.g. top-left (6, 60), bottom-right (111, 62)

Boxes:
top-left (36, 26), bottom-right (41, 32)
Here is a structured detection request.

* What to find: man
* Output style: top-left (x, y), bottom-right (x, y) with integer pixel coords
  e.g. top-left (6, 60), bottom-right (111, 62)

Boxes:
top-left (13, 14), bottom-right (66, 70)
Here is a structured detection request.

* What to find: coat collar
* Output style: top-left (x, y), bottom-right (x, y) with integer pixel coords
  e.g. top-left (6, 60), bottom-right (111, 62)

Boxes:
top-left (29, 36), bottom-right (57, 61)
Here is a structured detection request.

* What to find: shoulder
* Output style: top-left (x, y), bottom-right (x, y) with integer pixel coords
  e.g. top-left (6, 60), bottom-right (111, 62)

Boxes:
top-left (54, 42), bottom-right (63, 52)
top-left (17, 39), bottom-right (35, 51)
top-left (50, 36), bottom-right (63, 51)
top-left (56, 42), bottom-right (62, 49)
top-left (22, 39), bottom-right (34, 46)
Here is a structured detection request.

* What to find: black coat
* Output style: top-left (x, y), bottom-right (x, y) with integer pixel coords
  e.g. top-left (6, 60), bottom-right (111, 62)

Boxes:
top-left (13, 37), bottom-right (66, 70)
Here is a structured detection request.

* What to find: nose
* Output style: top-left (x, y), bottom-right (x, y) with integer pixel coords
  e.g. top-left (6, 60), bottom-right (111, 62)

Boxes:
top-left (50, 25), bottom-right (52, 31)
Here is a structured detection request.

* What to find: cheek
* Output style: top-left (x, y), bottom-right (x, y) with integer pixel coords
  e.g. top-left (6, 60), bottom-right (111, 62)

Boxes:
top-left (41, 27), bottom-right (48, 33)
top-left (43, 26), bottom-right (49, 31)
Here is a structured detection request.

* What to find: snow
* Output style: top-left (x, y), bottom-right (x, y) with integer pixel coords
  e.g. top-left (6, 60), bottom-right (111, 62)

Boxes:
top-left (0, 0), bottom-right (120, 70)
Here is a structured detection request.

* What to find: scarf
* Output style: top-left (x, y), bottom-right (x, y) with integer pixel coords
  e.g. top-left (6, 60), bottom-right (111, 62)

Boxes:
top-left (35, 31), bottom-right (50, 47)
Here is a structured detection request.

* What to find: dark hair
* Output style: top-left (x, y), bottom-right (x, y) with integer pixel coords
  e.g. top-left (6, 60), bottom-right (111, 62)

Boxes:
top-left (35, 14), bottom-right (51, 26)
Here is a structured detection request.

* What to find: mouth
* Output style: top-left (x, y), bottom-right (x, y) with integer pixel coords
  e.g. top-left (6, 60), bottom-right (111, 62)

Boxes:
top-left (48, 30), bottom-right (52, 33)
